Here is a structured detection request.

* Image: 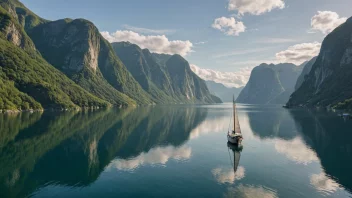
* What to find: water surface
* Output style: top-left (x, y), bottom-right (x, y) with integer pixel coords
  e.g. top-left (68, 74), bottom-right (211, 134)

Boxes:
top-left (1, 104), bottom-right (351, 198)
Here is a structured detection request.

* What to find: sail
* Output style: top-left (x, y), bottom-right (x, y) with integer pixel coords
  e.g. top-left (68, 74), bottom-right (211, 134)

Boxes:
top-left (233, 98), bottom-right (241, 134)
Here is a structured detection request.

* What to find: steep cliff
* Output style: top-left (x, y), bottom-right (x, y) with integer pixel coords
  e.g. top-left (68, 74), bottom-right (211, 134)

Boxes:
top-left (287, 17), bottom-right (352, 109)
top-left (28, 19), bottom-right (151, 105)
top-left (294, 57), bottom-right (317, 90)
top-left (166, 55), bottom-right (221, 103)
top-left (111, 42), bottom-right (176, 103)
top-left (237, 64), bottom-right (285, 104)
top-left (0, 7), bottom-right (110, 110)
top-left (112, 42), bottom-right (221, 103)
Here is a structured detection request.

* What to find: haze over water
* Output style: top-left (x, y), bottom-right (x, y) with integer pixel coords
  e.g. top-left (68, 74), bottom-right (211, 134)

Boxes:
top-left (0, 104), bottom-right (351, 198)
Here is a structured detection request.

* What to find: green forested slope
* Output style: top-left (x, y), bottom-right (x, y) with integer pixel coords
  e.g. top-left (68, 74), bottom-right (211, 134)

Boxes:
top-left (0, 7), bottom-right (110, 111)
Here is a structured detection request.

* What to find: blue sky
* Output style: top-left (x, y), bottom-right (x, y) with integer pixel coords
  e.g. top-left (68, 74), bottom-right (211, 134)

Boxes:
top-left (21, 0), bottom-right (351, 87)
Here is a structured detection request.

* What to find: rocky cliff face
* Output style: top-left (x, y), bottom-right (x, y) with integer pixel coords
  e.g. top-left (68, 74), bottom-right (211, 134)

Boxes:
top-left (0, 0), bottom-right (222, 110)
top-left (112, 42), bottom-right (221, 104)
top-left (166, 55), bottom-right (221, 103)
top-left (287, 17), bottom-right (352, 109)
top-left (0, 6), bottom-right (36, 52)
top-left (0, 6), bottom-right (110, 110)
top-left (111, 42), bottom-right (175, 103)
top-left (295, 57), bottom-right (317, 90)
top-left (28, 19), bottom-right (151, 105)
top-left (237, 63), bottom-right (302, 104)
top-left (0, 0), bottom-right (46, 31)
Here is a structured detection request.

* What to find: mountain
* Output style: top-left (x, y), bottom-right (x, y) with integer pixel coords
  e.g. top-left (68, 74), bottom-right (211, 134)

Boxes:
top-left (112, 42), bottom-right (222, 103)
top-left (0, 0), bottom-right (47, 32)
top-left (165, 54), bottom-right (222, 103)
top-left (287, 17), bottom-right (352, 109)
top-left (237, 63), bottom-right (302, 104)
top-left (111, 42), bottom-right (176, 103)
top-left (206, 81), bottom-right (243, 102)
top-left (294, 57), bottom-right (317, 90)
top-left (0, 0), bottom-right (221, 111)
top-left (0, 5), bottom-right (110, 111)
top-left (28, 19), bottom-right (151, 105)
top-left (152, 53), bottom-right (172, 66)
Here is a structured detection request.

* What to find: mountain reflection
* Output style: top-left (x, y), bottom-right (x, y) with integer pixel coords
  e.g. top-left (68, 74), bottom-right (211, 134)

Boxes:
top-left (0, 106), bottom-right (207, 198)
top-left (245, 106), bottom-right (298, 140)
top-left (289, 110), bottom-right (352, 193)
top-left (245, 106), bottom-right (352, 194)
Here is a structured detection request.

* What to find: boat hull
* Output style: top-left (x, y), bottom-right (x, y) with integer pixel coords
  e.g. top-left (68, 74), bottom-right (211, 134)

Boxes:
top-left (227, 134), bottom-right (242, 145)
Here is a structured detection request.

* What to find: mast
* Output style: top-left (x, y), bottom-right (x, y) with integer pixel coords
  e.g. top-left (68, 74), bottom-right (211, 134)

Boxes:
top-left (233, 95), bottom-right (236, 132)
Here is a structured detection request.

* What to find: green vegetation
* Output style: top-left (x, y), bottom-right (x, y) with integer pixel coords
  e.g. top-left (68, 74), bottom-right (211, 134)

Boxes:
top-left (113, 42), bottom-right (221, 104)
top-left (28, 18), bottom-right (151, 105)
top-left (334, 98), bottom-right (352, 110)
top-left (0, 73), bottom-right (42, 111)
top-left (0, 0), bottom-right (220, 111)
top-left (0, 38), bottom-right (111, 109)
top-left (0, 0), bottom-right (47, 31)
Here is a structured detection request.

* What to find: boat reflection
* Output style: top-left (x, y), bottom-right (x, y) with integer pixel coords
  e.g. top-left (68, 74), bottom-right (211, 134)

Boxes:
top-left (227, 142), bottom-right (242, 174)
top-left (211, 143), bottom-right (244, 184)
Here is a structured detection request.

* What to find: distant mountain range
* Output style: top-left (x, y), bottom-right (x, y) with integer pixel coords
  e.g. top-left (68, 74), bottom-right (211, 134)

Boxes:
top-left (237, 63), bottom-right (303, 104)
top-left (0, 0), bottom-right (220, 111)
top-left (287, 17), bottom-right (352, 110)
top-left (206, 81), bottom-right (243, 102)
top-left (112, 42), bottom-right (221, 104)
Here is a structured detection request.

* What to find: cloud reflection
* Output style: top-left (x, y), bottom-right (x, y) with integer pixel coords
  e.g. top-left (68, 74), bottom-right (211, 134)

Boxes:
top-left (224, 185), bottom-right (278, 198)
top-left (189, 116), bottom-right (229, 139)
top-left (212, 166), bottom-right (245, 184)
top-left (275, 137), bottom-right (319, 165)
top-left (310, 173), bottom-right (341, 195)
top-left (107, 145), bottom-right (191, 171)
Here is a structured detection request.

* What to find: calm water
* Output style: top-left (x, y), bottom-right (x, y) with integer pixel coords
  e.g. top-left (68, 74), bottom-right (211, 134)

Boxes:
top-left (1, 104), bottom-right (352, 198)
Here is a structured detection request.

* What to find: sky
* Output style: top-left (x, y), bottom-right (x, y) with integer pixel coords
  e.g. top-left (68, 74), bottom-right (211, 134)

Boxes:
top-left (21, 0), bottom-right (351, 87)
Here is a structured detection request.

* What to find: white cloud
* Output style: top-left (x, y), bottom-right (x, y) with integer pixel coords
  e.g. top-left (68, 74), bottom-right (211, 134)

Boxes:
top-left (212, 166), bottom-right (245, 184)
top-left (190, 64), bottom-right (252, 88)
top-left (310, 173), bottom-right (341, 194)
top-left (311, 11), bottom-right (347, 34)
top-left (212, 17), bottom-right (246, 36)
top-left (224, 185), bottom-right (278, 198)
top-left (107, 145), bottom-right (191, 171)
top-left (275, 42), bottom-right (321, 65)
top-left (228, 0), bottom-right (285, 15)
top-left (275, 137), bottom-right (319, 165)
top-left (123, 25), bottom-right (175, 35)
top-left (101, 30), bottom-right (193, 56)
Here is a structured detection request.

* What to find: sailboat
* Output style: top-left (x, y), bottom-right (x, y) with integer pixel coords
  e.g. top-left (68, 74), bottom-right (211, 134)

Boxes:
top-left (227, 96), bottom-right (243, 145)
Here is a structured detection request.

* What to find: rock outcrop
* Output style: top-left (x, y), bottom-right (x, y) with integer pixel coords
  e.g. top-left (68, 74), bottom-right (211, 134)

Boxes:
top-left (237, 63), bottom-right (302, 104)
top-left (287, 17), bottom-right (352, 109)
